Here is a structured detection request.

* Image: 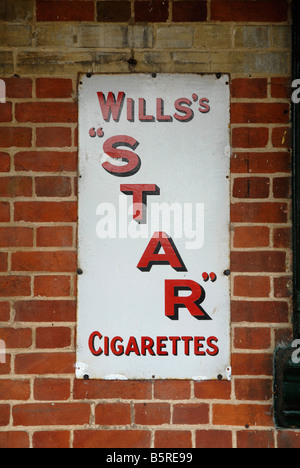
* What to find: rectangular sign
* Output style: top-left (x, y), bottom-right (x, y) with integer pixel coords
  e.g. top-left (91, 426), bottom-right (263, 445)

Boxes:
top-left (77, 74), bottom-right (231, 380)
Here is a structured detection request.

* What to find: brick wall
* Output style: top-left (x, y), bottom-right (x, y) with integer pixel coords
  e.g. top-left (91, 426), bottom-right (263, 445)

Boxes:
top-left (0, 0), bottom-right (299, 449)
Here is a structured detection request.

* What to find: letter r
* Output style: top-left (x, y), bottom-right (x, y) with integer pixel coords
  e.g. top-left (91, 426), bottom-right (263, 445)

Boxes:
top-left (165, 280), bottom-right (211, 320)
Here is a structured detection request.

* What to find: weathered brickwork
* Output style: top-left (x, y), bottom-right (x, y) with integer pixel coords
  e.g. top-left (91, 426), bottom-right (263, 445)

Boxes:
top-left (0, 0), bottom-right (298, 448)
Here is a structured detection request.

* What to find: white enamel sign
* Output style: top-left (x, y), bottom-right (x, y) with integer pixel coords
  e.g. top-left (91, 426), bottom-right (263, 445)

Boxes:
top-left (77, 74), bottom-right (231, 380)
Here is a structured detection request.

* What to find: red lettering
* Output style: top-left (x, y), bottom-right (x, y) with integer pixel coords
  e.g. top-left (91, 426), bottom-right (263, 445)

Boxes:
top-left (169, 336), bottom-right (181, 355)
top-left (165, 280), bottom-right (211, 320)
top-left (182, 336), bottom-right (193, 355)
top-left (102, 135), bottom-right (141, 177)
top-left (88, 331), bottom-right (102, 356)
top-left (173, 98), bottom-right (194, 122)
top-left (111, 336), bottom-right (124, 356)
top-left (157, 336), bottom-right (168, 356)
top-left (120, 184), bottom-right (160, 223)
top-left (141, 337), bottom-right (155, 356)
top-left (139, 98), bottom-right (155, 122)
top-left (206, 336), bottom-right (219, 356)
top-left (137, 232), bottom-right (187, 272)
top-left (194, 336), bottom-right (206, 355)
top-left (157, 98), bottom-right (172, 122)
top-left (97, 92), bottom-right (125, 122)
top-left (125, 336), bottom-right (140, 356)
top-left (199, 97), bottom-right (210, 114)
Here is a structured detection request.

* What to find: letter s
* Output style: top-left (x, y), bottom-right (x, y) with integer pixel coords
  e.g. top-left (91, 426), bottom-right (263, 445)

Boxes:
top-left (102, 135), bottom-right (141, 177)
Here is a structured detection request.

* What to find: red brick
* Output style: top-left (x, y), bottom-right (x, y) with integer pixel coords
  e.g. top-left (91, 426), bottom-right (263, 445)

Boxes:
top-left (97, 1), bottom-right (131, 22)
top-left (36, 127), bottom-right (72, 148)
top-left (0, 405), bottom-right (10, 426)
top-left (194, 381), bottom-right (231, 400)
top-left (234, 327), bottom-right (271, 350)
top-left (0, 253), bottom-right (7, 272)
top-left (35, 176), bottom-right (72, 197)
top-left (0, 355), bottom-right (11, 376)
top-left (0, 431), bottom-right (29, 448)
top-left (211, 0), bottom-right (288, 22)
top-left (33, 431), bottom-right (70, 449)
top-left (16, 102), bottom-right (77, 123)
top-left (73, 380), bottom-right (152, 400)
top-left (15, 352), bottom-right (75, 375)
top-left (231, 300), bottom-right (289, 323)
top-left (232, 353), bottom-right (273, 376)
top-left (231, 103), bottom-right (289, 124)
top-left (271, 78), bottom-right (291, 99)
top-left (234, 276), bottom-right (270, 298)
top-left (4, 78), bottom-right (32, 99)
top-left (14, 201), bottom-right (77, 222)
top-left (233, 226), bottom-right (270, 248)
top-left (34, 379), bottom-right (71, 401)
top-left (0, 276), bottom-right (31, 297)
top-left (36, 0), bottom-right (95, 21)
top-left (134, 403), bottom-right (170, 425)
top-left (237, 430), bottom-right (275, 449)
top-left (13, 403), bottom-right (90, 426)
top-left (14, 151), bottom-right (77, 172)
top-left (233, 177), bottom-right (270, 198)
top-left (277, 431), bottom-right (300, 448)
top-left (0, 202), bottom-right (10, 222)
top-left (95, 403), bottom-right (131, 426)
top-left (135, 1), bottom-right (169, 22)
top-left (0, 176), bottom-right (32, 197)
top-left (272, 126), bottom-right (291, 148)
top-left (155, 431), bottom-right (192, 448)
top-left (173, 403), bottom-right (209, 425)
top-left (73, 430), bottom-right (151, 448)
top-left (11, 251), bottom-right (76, 273)
top-left (196, 430), bottom-right (232, 448)
top-left (231, 251), bottom-right (287, 273)
top-left (213, 403), bottom-right (273, 427)
top-left (231, 202), bottom-right (288, 223)
top-left (0, 302), bottom-right (10, 321)
top-left (34, 275), bottom-right (71, 298)
top-left (231, 152), bottom-right (291, 174)
top-left (0, 103), bottom-right (12, 123)
top-left (274, 276), bottom-right (292, 298)
top-left (36, 326), bottom-right (71, 349)
top-left (0, 152), bottom-right (10, 172)
top-left (0, 379), bottom-right (30, 401)
top-left (232, 127), bottom-right (269, 148)
top-left (273, 227), bottom-right (292, 248)
top-left (36, 78), bottom-right (73, 98)
top-left (154, 380), bottom-right (191, 400)
top-left (231, 79), bottom-right (267, 99)
top-left (0, 128), bottom-right (32, 148)
top-left (273, 177), bottom-right (291, 199)
top-left (0, 328), bottom-right (32, 348)
top-left (0, 227), bottom-right (33, 248)
top-left (15, 300), bottom-right (76, 322)
top-left (172, 1), bottom-right (207, 21)
top-left (36, 226), bottom-right (73, 247)
top-left (235, 379), bottom-right (272, 401)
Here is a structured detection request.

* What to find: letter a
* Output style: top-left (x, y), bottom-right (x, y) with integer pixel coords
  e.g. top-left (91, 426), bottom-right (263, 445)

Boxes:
top-left (137, 232), bottom-right (187, 272)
